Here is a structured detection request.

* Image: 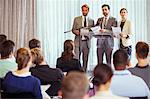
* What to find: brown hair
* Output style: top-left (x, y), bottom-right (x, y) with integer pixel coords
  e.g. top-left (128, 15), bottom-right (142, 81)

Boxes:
top-left (92, 64), bottom-right (113, 86)
top-left (136, 41), bottom-right (149, 59)
top-left (120, 8), bottom-right (128, 13)
top-left (1, 40), bottom-right (15, 59)
top-left (113, 49), bottom-right (128, 70)
top-left (61, 40), bottom-right (74, 61)
top-left (81, 4), bottom-right (89, 10)
top-left (16, 48), bottom-right (31, 70)
top-left (31, 48), bottom-right (44, 65)
top-left (29, 39), bottom-right (41, 49)
top-left (61, 71), bottom-right (89, 99)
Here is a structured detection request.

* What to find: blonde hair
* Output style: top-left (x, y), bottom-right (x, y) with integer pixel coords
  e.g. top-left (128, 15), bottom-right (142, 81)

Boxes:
top-left (31, 48), bottom-right (44, 65)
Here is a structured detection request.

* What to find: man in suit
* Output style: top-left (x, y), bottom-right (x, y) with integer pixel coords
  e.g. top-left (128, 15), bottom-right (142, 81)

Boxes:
top-left (72, 4), bottom-right (94, 72)
top-left (96, 4), bottom-right (117, 67)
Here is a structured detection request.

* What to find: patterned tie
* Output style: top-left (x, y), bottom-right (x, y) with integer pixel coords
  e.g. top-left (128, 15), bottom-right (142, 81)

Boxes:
top-left (103, 18), bottom-right (107, 29)
top-left (84, 16), bottom-right (87, 27)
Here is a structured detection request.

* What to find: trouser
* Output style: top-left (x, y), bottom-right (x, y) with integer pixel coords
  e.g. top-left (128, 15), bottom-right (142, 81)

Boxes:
top-left (74, 40), bottom-right (89, 72)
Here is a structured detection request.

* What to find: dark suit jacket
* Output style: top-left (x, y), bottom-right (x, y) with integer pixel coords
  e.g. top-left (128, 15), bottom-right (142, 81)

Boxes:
top-left (56, 57), bottom-right (83, 72)
top-left (30, 65), bottom-right (64, 96)
top-left (96, 16), bottom-right (117, 48)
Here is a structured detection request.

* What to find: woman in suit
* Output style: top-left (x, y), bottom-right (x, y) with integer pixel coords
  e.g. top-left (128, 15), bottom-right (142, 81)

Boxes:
top-left (119, 8), bottom-right (133, 62)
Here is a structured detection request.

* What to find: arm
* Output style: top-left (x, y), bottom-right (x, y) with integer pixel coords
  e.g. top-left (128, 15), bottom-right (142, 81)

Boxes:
top-left (120, 21), bottom-right (133, 39)
top-left (72, 18), bottom-right (80, 36)
top-left (33, 79), bottom-right (43, 99)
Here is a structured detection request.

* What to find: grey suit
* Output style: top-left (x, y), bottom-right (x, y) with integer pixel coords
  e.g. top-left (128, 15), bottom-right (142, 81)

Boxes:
top-left (96, 16), bottom-right (117, 66)
top-left (72, 16), bottom-right (94, 72)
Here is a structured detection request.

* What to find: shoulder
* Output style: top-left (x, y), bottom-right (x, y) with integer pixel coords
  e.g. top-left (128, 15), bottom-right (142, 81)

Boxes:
top-left (97, 17), bottom-right (103, 21)
top-left (5, 71), bottom-right (13, 78)
top-left (109, 16), bottom-right (117, 20)
top-left (72, 58), bottom-right (80, 62)
top-left (74, 16), bottom-right (82, 20)
top-left (30, 75), bottom-right (41, 84)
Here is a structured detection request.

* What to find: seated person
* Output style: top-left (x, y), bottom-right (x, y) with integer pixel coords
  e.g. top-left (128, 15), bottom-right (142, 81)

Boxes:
top-left (60, 71), bottom-right (89, 99)
top-left (128, 41), bottom-right (150, 89)
top-left (2, 48), bottom-right (42, 99)
top-left (30, 48), bottom-right (64, 96)
top-left (90, 64), bottom-right (128, 99)
top-left (29, 38), bottom-right (41, 49)
top-left (110, 49), bottom-right (150, 98)
top-left (56, 40), bottom-right (83, 72)
top-left (0, 40), bottom-right (17, 78)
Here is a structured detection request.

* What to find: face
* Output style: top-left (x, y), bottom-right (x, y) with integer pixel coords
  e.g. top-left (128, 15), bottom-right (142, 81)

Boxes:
top-left (82, 7), bottom-right (89, 16)
top-left (102, 6), bottom-right (110, 17)
top-left (120, 9), bottom-right (127, 19)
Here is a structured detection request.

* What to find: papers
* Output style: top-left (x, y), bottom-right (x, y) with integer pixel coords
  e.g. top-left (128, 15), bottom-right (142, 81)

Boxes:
top-left (112, 26), bottom-right (121, 38)
top-left (90, 26), bottom-right (101, 34)
top-left (80, 28), bottom-right (90, 40)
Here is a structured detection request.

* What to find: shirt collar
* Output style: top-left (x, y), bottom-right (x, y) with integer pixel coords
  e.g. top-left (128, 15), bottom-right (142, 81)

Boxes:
top-left (13, 71), bottom-right (31, 77)
top-left (114, 70), bottom-right (132, 75)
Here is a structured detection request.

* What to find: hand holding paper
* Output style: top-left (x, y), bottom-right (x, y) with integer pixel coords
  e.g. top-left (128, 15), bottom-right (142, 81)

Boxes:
top-left (112, 26), bottom-right (121, 38)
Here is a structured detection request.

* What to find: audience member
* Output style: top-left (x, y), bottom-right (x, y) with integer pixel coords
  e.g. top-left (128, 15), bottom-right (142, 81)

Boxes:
top-left (0, 34), bottom-right (7, 58)
top-left (2, 48), bottom-right (42, 99)
top-left (61, 71), bottom-right (89, 99)
top-left (56, 40), bottom-right (83, 73)
top-left (29, 38), bottom-right (41, 49)
top-left (110, 49), bottom-right (150, 98)
top-left (90, 64), bottom-right (128, 99)
top-left (0, 40), bottom-right (17, 78)
top-left (30, 48), bottom-right (64, 96)
top-left (128, 41), bottom-right (150, 89)
top-left (0, 34), bottom-right (7, 45)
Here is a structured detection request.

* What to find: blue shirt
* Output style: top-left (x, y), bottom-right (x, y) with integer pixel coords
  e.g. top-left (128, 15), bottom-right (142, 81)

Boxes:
top-left (3, 71), bottom-right (42, 99)
top-left (110, 70), bottom-right (150, 98)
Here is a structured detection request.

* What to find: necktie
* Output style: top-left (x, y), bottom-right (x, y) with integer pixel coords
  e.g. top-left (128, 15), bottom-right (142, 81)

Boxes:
top-left (84, 16), bottom-right (86, 27)
top-left (104, 18), bottom-right (107, 29)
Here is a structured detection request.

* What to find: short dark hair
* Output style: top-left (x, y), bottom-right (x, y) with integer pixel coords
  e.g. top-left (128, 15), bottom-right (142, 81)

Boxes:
top-left (61, 71), bottom-right (89, 99)
top-left (113, 49), bottom-right (128, 70)
top-left (92, 64), bottom-right (113, 86)
top-left (0, 34), bottom-right (7, 44)
top-left (120, 8), bottom-right (128, 13)
top-left (102, 4), bottom-right (110, 10)
top-left (136, 41), bottom-right (149, 59)
top-left (29, 39), bottom-right (41, 49)
top-left (1, 40), bottom-right (15, 59)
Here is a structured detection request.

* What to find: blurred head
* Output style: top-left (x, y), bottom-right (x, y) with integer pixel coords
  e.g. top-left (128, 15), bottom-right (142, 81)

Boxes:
top-left (61, 71), bottom-right (89, 99)
top-left (113, 49), bottom-right (128, 70)
top-left (120, 8), bottom-right (128, 19)
top-left (31, 48), bottom-right (44, 65)
top-left (81, 4), bottom-right (89, 16)
top-left (102, 4), bottom-right (110, 17)
top-left (0, 34), bottom-right (7, 44)
top-left (92, 64), bottom-right (113, 86)
top-left (62, 40), bottom-right (74, 60)
top-left (16, 48), bottom-right (32, 70)
top-left (29, 39), bottom-right (41, 49)
top-left (1, 40), bottom-right (15, 59)
top-left (136, 41), bottom-right (149, 59)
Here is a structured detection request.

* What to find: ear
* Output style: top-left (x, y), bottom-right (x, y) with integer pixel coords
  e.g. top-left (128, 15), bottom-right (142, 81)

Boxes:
top-left (58, 90), bottom-right (62, 97)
